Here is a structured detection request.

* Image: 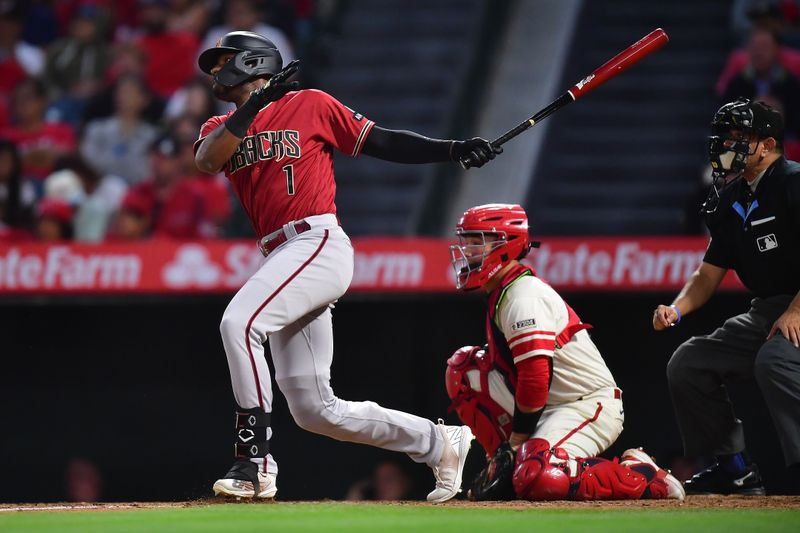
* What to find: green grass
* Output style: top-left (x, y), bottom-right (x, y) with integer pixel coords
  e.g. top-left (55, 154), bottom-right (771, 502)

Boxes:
top-left (1, 503), bottom-right (799, 533)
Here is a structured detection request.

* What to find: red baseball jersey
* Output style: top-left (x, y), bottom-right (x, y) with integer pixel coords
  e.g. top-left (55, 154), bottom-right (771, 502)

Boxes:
top-left (196, 89), bottom-right (374, 237)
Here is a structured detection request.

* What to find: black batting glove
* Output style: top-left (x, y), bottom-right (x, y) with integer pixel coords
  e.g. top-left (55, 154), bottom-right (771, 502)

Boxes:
top-left (451, 137), bottom-right (503, 169)
top-left (249, 60), bottom-right (301, 108)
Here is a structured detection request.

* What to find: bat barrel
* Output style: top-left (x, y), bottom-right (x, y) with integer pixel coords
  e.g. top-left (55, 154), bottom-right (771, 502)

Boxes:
top-left (459, 28), bottom-right (669, 169)
top-left (568, 28), bottom-right (669, 101)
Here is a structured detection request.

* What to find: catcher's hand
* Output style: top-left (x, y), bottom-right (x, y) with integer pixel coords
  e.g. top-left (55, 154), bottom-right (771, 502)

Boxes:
top-left (249, 60), bottom-right (301, 107)
top-left (468, 442), bottom-right (517, 501)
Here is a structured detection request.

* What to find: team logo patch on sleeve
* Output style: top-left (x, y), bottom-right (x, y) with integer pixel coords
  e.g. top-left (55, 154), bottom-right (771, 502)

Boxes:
top-left (511, 318), bottom-right (537, 331)
top-left (345, 105), bottom-right (364, 121)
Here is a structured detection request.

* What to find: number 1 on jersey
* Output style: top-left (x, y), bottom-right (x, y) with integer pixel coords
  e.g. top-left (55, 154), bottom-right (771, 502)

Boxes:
top-left (283, 164), bottom-right (295, 195)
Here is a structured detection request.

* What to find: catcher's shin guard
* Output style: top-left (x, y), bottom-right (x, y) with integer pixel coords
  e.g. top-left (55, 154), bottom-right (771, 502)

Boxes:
top-left (621, 448), bottom-right (685, 500)
top-left (571, 457), bottom-right (649, 500)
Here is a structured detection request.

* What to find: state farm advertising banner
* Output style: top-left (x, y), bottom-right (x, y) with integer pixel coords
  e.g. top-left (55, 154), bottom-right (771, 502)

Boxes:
top-left (0, 237), bottom-right (744, 295)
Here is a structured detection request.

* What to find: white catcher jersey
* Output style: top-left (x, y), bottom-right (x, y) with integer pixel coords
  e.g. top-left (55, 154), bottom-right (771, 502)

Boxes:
top-left (495, 275), bottom-right (617, 405)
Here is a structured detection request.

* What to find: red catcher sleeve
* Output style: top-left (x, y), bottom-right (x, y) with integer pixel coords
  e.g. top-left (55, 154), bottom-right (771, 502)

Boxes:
top-left (514, 355), bottom-right (551, 411)
top-left (306, 89), bottom-right (374, 156)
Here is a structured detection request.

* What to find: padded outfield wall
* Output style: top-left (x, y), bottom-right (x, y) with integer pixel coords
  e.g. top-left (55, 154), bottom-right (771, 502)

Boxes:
top-left (0, 239), bottom-right (791, 500)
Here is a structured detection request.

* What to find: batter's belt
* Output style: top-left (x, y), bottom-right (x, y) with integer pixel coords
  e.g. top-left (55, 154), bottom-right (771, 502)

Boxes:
top-left (258, 221), bottom-right (312, 256)
top-left (258, 214), bottom-right (340, 257)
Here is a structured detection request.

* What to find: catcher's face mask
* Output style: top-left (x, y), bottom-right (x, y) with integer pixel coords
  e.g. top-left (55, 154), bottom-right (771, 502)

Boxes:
top-left (708, 129), bottom-right (755, 179)
top-left (449, 232), bottom-right (508, 291)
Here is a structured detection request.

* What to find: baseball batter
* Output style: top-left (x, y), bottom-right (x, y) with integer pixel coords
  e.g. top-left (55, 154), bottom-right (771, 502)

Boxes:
top-left (194, 31), bottom-right (501, 501)
top-left (446, 204), bottom-right (684, 500)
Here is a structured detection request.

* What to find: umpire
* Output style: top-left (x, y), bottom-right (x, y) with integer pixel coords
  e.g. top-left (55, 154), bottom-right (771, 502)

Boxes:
top-left (653, 98), bottom-right (800, 495)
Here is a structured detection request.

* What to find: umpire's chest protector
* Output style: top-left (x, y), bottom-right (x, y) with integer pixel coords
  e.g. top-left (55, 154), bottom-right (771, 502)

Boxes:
top-left (709, 158), bottom-right (800, 297)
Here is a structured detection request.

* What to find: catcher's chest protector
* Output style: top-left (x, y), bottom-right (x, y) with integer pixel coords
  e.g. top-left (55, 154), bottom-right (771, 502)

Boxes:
top-left (485, 265), bottom-right (591, 380)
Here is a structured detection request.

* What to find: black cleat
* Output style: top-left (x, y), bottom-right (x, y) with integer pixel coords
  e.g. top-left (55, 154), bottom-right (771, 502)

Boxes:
top-left (684, 462), bottom-right (766, 496)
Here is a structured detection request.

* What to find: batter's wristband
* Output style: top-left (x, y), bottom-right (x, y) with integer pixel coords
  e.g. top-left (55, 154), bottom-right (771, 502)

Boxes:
top-left (670, 304), bottom-right (682, 325)
top-left (512, 406), bottom-right (542, 435)
top-left (224, 98), bottom-right (261, 138)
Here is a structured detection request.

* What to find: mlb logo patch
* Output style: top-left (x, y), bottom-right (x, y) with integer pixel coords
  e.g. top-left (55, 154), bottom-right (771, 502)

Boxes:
top-left (757, 234), bottom-right (778, 252)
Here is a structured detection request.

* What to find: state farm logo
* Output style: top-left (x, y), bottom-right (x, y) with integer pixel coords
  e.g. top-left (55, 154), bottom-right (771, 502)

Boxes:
top-left (161, 244), bottom-right (264, 290)
top-left (352, 252), bottom-right (424, 287)
top-left (526, 242), bottom-right (704, 286)
top-left (162, 245), bottom-right (222, 288)
top-left (0, 247), bottom-right (140, 290)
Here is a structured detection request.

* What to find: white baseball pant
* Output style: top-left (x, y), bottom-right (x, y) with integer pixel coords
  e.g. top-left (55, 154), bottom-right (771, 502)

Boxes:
top-left (219, 214), bottom-right (443, 474)
top-left (469, 368), bottom-right (624, 459)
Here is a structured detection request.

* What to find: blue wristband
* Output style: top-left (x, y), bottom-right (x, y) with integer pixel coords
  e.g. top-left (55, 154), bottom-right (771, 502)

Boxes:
top-left (670, 304), bottom-right (681, 326)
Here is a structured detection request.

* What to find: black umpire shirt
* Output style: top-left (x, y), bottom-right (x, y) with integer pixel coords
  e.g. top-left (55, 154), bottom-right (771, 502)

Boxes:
top-left (704, 156), bottom-right (800, 298)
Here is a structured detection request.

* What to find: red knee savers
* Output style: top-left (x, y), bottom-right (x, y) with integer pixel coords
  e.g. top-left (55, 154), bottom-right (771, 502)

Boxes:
top-left (512, 438), bottom-right (570, 500)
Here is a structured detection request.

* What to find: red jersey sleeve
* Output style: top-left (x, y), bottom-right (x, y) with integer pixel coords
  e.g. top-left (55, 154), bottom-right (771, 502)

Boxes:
top-left (193, 114), bottom-right (227, 155)
top-left (305, 89), bottom-right (374, 156)
top-left (515, 355), bottom-right (551, 411)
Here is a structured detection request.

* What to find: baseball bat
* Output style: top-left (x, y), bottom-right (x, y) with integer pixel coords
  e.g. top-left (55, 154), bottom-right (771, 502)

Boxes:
top-left (461, 28), bottom-right (669, 169)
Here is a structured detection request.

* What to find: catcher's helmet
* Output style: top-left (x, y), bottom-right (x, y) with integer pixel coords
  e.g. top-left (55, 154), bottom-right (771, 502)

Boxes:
top-left (449, 204), bottom-right (532, 291)
top-left (198, 31), bottom-right (282, 88)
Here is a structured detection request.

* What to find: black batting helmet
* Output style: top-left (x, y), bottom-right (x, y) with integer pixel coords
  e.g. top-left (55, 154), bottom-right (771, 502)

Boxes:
top-left (198, 31), bottom-right (283, 88)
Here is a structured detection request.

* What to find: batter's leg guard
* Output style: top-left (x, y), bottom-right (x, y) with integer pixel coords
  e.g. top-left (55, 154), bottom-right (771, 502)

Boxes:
top-left (234, 406), bottom-right (271, 461)
top-left (212, 407), bottom-right (276, 499)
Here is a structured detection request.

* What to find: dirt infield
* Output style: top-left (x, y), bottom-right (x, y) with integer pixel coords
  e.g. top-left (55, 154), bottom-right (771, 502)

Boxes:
top-left (1, 496), bottom-right (799, 513)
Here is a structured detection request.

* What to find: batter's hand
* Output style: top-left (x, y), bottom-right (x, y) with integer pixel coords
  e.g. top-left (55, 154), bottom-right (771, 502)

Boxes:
top-left (767, 306), bottom-right (800, 348)
top-left (452, 138), bottom-right (502, 169)
top-left (653, 304), bottom-right (679, 331)
top-left (249, 60), bottom-right (301, 107)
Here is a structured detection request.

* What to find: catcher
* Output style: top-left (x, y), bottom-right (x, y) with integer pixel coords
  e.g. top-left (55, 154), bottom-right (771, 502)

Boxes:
top-left (445, 203), bottom-right (684, 501)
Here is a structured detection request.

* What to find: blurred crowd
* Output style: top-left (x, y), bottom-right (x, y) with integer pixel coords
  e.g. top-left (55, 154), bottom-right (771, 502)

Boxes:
top-left (719, 0), bottom-right (800, 156)
top-left (684, 0), bottom-right (800, 234)
top-left (0, 0), bottom-right (312, 242)
top-left (4, 1), bottom-right (800, 242)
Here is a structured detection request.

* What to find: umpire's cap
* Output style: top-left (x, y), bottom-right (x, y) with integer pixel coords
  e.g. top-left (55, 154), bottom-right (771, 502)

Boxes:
top-left (713, 98), bottom-right (785, 144)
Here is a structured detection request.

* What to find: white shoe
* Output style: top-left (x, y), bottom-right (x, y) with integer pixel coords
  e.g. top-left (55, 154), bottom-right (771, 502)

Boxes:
top-left (622, 448), bottom-right (685, 501)
top-left (427, 420), bottom-right (474, 503)
top-left (212, 459), bottom-right (278, 499)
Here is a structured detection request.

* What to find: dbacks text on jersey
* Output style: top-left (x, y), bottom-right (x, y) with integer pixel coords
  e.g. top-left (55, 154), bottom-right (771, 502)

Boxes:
top-left (229, 130), bottom-right (301, 173)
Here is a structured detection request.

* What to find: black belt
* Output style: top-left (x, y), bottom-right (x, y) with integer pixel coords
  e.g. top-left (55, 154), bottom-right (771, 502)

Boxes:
top-left (258, 221), bottom-right (312, 256)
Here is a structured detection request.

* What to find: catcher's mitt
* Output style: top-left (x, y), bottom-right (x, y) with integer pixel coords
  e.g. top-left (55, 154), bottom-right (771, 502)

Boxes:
top-left (468, 442), bottom-right (517, 501)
